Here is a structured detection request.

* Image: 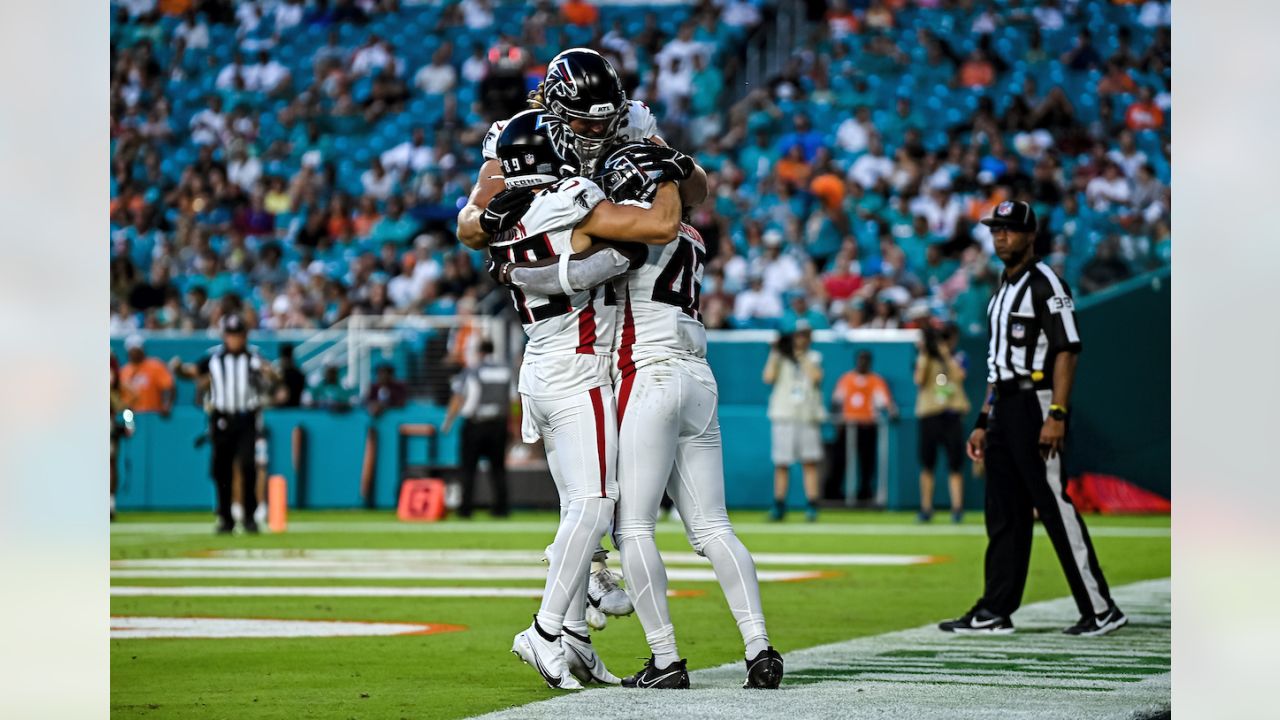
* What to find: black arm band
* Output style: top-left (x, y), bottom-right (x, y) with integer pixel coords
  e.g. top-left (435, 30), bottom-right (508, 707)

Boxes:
top-left (974, 412), bottom-right (989, 430)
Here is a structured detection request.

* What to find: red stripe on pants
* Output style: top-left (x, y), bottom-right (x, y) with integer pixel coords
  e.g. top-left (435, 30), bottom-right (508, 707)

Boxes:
top-left (616, 371), bottom-right (635, 428)
top-left (588, 387), bottom-right (607, 497)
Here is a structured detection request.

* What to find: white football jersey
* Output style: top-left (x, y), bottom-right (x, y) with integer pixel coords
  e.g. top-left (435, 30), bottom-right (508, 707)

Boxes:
top-left (612, 222), bottom-right (709, 378)
top-left (491, 177), bottom-right (615, 399)
top-left (482, 100), bottom-right (660, 161)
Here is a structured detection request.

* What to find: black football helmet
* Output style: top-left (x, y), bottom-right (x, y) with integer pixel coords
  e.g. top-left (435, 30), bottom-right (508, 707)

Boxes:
top-left (542, 48), bottom-right (628, 168)
top-left (593, 141), bottom-right (659, 205)
top-left (495, 109), bottom-right (580, 189)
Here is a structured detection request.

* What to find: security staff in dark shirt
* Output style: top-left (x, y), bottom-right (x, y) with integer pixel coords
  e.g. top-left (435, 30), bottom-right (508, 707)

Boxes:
top-left (173, 315), bottom-right (275, 534)
top-left (938, 201), bottom-right (1126, 637)
top-left (442, 340), bottom-right (511, 518)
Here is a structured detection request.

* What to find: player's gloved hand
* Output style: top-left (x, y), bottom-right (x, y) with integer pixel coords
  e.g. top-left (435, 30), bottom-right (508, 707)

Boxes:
top-left (485, 256), bottom-right (514, 286)
top-left (630, 145), bottom-right (696, 184)
top-left (479, 187), bottom-right (535, 236)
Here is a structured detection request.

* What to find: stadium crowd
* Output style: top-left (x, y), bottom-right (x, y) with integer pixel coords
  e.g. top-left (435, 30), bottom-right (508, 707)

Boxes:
top-left (110, 0), bottom-right (1171, 340)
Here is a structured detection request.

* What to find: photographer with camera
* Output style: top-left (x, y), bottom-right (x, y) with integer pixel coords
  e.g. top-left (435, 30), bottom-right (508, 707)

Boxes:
top-left (914, 323), bottom-right (970, 523)
top-left (763, 322), bottom-right (826, 522)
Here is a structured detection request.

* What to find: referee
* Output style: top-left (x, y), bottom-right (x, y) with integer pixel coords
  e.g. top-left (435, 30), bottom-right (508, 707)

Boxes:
top-left (442, 340), bottom-right (511, 518)
top-left (938, 201), bottom-right (1126, 637)
top-left (173, 315), bottom-right (275, 534)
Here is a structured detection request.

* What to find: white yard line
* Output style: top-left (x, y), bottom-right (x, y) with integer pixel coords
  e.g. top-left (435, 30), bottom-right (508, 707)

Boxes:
top-left (109, 616), bottom-right (456, 639)
top-left (110, 567), bottom-right (823, 582)
top-left (118, 550), bottom-right (938, 566)
top-left (470, 578), bottom-right (1170, 720)
top-left (110, 586), bottom-right (691, 599)
top-left (111, 520), bottom-right (1170, 538)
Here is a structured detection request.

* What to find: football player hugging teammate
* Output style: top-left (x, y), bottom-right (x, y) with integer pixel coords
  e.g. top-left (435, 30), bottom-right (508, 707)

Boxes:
top-left (461, 49), bottom-right (783, 692)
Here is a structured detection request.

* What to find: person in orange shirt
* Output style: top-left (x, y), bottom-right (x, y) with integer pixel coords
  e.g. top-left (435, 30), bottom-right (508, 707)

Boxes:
top-left (1124, 86), bottom-right (1165, 131)
top-left (831, 351), bottom-right (898, 504)
top-left (561, 0), bottom-right (599, 27)
top-left (958, 50), bottom-right (995, 89)
top-left (119, 335), bottom-right (175, 416)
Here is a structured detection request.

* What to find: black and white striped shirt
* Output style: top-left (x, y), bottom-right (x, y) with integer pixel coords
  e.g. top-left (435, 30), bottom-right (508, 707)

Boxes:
top-left (986, 262), bottom-right (1083, 385)
top-left (197, 345), bottom-right (267, 414)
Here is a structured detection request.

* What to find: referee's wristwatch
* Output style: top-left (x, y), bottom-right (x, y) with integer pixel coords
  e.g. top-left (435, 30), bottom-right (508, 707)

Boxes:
top-left (1048, 404), bottom-right (1069, 421)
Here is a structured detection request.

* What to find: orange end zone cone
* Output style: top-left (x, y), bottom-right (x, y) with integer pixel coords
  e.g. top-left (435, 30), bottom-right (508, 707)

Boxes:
top-left (268, 475), bottom-right (288, 533)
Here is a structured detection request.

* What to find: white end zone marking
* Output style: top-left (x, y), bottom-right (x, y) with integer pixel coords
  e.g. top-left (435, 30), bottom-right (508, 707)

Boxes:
top-left (110, 616), bottom-right (465, 640)
top-left (468, 579), bottom-right (1170, 720)
top-left (109, 566), bottom-right (825, 582)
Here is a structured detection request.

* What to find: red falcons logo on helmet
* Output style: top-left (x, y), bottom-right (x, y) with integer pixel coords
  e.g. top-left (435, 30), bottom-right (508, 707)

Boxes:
top-left (548, 58), bottom-right (579, 98)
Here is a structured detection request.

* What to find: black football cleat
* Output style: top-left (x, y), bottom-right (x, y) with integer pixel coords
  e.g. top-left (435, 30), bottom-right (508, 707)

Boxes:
top-left (1063, 605), bottom-right (1127, 636)
top-left (938, 606), bottom-right (1015, 634)
top-left (743, 646), bottom-right (784, 689)
top-left (621, 657), bottom-right (690, 689)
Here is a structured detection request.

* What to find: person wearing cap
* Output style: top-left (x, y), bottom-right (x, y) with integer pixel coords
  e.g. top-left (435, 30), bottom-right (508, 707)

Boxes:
top-left (938, 200), bottom-right (1126, 637)
top-left (763, 322), bottom-right (826, 522)
top-left (119, 335), bottom-right (175, 416)
top-left (172, 315), bottom-right (276, 535)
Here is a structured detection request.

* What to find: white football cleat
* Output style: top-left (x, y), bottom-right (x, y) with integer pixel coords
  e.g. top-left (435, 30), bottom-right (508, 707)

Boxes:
top-left (511, 619), bottom-right (583, 690)
top-left (588, 567), bottom-right (633, 617)
top-left (585, 603), bottom-right (608, 631)
top-left (562, 628), bottom-right (621, 685)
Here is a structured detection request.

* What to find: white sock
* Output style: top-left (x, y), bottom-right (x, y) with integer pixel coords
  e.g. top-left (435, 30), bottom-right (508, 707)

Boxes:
top-left (702, 533), bottom-right (771, 657)
top-left (619, 534), bottom-right (681, 661)
top-left (538, 497), bottom-right (614, 637)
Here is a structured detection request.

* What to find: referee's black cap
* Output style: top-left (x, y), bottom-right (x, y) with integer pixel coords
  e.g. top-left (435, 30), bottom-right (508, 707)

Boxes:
top-left (981, 200), bottom-right (1038, 232)
top-left (221, 314), bottom-right (248, 335)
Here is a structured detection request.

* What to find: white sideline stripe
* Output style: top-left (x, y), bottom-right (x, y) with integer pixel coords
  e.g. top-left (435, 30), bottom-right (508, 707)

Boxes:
top-left (110, 521), bottom-right (1170, 538)
top-left (470, 579), bottom-right (1170, 720)
top-left (109, 586), bottom-right (689, 599)
top-left (110, 567), bottom-right (823, 582)
top-left (121, 550), bottom-right (936, 567)
top-left (110, 616), bottom-right (436, 639)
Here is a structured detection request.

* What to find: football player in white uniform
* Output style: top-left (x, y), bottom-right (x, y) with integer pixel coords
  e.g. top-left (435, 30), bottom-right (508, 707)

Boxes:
top-left (488, 111), bottom-right (687, 691)
top-left (460, 47), bottom-right (707, 627)
top-left (494, 142), bottom-right (785, 690)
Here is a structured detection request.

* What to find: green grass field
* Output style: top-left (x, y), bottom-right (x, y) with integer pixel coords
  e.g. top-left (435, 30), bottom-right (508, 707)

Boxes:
top-left (110, 510), bottom-right (1170, 719)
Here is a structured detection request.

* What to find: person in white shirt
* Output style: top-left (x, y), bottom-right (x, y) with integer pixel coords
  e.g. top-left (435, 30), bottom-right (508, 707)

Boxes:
top-left (835, 106), bottom-right (873, 154)
top-left (215, 53), bottom-right (251, 91)
top-left (188, 96), bottom-right (226, 147)
top-left (174, 11), bottom-right (209, 51)
top-left (848, 135), bottom-right (895, 190)
top-left (754, 229), bottom-right (804, 296)
top-left (1085, 162), bottom-right (1132, 211)
top-left (733, 274), bottom-right (784, 325)
top-left (414, 45), bottom-right (458, 96)
top-left (380, 127), bottom-right (434, 177)
top-left (911, 181), bottom-right (963, 239)
top-left (720, 0), bottom-right (763, 29)
top-left (227, 146), bottom-right (263, 192)
top-left (1033, 0), bottom-right (1065, 31)
top-left (351, 37), bottom-right (393, 77)
top-left (361, 158), bottom-right (397, 201)
top-left (251, 50), bottom-right (292, 95)
top-left (1106, 130), bottom-right (1147, 180)
top-left (460, 42), bottom-right (488, 84)
top-left (274, 0), bottom-right (304, 32)
top-left (460, 0), bottom-right (495, 30)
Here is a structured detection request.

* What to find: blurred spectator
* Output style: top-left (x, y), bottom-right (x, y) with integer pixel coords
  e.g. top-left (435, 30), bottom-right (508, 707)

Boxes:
top-left (273, 344), bottom-right (308, 408)
top-left (1085, 161), bottom-right (1132, 211)
top-left (561, 0), bottom-right (599, 27)
top-left (310, 365), bottom-right (356, 411)
top-left (119, 335), bottom-right (175, 416)
top-left (913, 325), bottom-right (968, 523)
top-left (366, 362), bottom-right (408, 416)
top-left (1125, 86), bottom-right (1165, 131)
top-left (381, 126), bottom-right (434, 176)
top-left (733, 274), bottom-right (783, 327)
top-left (830, 350), bottom-right (897, 504)
top-left (958, 50), bottom-right (996, 89)
top-left (848, 135), bottom-right (894, 190)
top-left (1079, 237), bottom-right (1132, 295)
top-left (763, 325), bottom-right (826, 522)
top-left (1061, 29), bottom-right (1102, 71)
top-left (835, 106), bottom-right (873, 155)
top-left (414, 45), bottom-right (458, 95)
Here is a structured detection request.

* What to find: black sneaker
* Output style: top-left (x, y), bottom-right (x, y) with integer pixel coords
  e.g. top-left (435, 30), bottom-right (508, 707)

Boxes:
top-left (621, 657), bottom-right (689, 689)
top-left (743, 646), bottom-right (783, 689)
top-left (1063, 605), bottom-right (1127, 636)
top-left (938, 606), bottom-right (1015, 634)
top-left (242, 519), bottom-right (260, 535)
